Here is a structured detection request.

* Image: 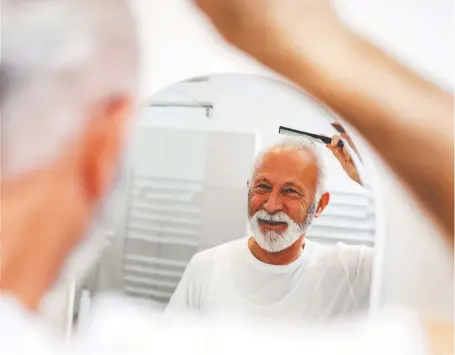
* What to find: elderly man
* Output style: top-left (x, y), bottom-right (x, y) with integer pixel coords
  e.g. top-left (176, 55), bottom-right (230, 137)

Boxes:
top-left (1, 0), bottom-right (139, 324)
top-left (166, 138), bottom-right (373, 321)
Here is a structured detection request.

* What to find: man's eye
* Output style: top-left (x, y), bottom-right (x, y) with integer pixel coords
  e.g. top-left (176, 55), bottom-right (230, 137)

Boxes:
top-left (255, 184), bottom-right (270, 190)
top-left (283, 188), bottom-right (300, 195)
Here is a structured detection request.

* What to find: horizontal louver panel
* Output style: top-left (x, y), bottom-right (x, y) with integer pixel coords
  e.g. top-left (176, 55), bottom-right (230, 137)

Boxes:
top-left (124, 173), bottom-right (203, 303)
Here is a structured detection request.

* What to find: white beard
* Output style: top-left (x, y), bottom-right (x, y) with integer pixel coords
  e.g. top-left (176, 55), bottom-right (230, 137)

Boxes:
top-left (248, 206), bottom-right (316, 253)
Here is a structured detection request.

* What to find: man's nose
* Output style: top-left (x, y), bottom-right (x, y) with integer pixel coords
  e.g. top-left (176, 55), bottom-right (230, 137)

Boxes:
top-left (263, 190), bottom-right (283, 214)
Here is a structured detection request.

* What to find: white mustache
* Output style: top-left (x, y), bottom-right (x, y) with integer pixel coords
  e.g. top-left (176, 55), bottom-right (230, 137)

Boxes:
top-left (253, 210), bottom-right (291, 223)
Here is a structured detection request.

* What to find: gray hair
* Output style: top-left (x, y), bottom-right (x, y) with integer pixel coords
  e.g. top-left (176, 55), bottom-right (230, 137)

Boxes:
top-left (250, 136), bottom-right (326, 202)
top-left (1, 0), bottom-right (139, 180)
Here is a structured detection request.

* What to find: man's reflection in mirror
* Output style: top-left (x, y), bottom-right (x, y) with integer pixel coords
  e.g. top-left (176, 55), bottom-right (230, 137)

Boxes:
top-left (165, 137), bottom-right (373, 322)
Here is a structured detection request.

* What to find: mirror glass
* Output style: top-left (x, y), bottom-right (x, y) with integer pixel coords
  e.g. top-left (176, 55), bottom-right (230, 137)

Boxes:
top-left (74, 74), bottom-right (377, 328)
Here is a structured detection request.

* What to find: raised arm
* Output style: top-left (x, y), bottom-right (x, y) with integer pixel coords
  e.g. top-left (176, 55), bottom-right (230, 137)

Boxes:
top-left (195, 0), bottom-right (454, 245)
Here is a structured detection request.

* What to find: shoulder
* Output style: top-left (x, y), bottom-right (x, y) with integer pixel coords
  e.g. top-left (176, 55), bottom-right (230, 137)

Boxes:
top-left (188, 238), bottom-right (246, 270)
top-left (307, 240), bottom-right (374, 279)
top-left (306, 241), bottom-right (373, 307)
top-left (311, 240), bottom-right (373, 264)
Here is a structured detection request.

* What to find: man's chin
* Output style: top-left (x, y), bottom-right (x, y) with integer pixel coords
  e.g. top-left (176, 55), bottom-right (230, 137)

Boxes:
top-left (253, 230), bottom-right (304, 252)
top-left (254, 235), bottom-right (290, 253)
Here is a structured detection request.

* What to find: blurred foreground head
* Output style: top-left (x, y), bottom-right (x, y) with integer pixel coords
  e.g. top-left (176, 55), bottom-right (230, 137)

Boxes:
top-left (1, 0), bottom-right (139, 324)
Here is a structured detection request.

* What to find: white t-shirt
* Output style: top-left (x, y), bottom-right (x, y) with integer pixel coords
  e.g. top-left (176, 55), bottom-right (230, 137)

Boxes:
top-left (165, 238), bottom-right (373, 322)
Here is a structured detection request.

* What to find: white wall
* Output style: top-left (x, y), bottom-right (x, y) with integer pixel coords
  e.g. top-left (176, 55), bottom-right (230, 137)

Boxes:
top-left (132, 0), bottom-right (453, 320)
top-left (120, 124), bottom-right (257, 303)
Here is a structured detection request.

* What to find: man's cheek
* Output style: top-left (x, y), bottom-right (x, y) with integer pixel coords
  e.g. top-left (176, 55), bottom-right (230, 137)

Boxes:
top-left (290, 204), bottom-right (306, 224)
top-left (249, 195), bottom-right (262, 214)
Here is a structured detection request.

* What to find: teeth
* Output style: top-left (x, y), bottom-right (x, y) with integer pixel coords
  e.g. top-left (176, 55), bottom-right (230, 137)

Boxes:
top-left (261, 220), bottom-right (284, 225)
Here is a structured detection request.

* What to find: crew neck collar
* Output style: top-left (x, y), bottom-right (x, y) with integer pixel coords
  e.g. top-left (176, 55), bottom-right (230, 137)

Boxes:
top-left (241, 237), bottom-right (314, 274)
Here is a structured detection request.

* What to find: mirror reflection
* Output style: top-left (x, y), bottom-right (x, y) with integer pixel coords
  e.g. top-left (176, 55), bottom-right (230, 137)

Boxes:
top-left (75, 74), bottom-right (376, 327)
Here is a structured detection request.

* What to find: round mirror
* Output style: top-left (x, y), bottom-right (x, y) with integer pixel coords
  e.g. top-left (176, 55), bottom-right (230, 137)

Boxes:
top-left (73, 74), bottom-right (378, 328)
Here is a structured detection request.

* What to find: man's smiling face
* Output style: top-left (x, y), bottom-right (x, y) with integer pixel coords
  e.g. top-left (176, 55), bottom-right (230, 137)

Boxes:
top-left (248, 146), bottom-right (327, 253)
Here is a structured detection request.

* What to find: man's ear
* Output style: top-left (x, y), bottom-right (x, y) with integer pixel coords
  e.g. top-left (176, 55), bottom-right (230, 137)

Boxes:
top-left (314, 192), bottom-right (330, 218)
top-left (79, 96), bottom-right (133, 205)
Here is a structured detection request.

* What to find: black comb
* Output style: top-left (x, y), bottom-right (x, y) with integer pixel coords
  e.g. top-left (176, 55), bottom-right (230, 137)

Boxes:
top-left (278, 126), bottom-right (344, 148)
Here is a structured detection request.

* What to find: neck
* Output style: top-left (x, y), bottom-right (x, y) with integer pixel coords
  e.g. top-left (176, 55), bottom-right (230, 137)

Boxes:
top-left (1, 168), bottom-right (85, 311)
top-left (248, 235), bottom-right (305, 265)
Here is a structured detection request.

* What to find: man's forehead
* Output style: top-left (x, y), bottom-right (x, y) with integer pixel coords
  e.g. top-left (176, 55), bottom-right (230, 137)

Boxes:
top-left (260, 148), bottom-right (316, 170)
top-left (253, 148), bottom-right (318, 182)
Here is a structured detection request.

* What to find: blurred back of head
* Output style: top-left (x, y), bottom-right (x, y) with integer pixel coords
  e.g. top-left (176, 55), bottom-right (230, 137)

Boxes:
top-left (1, 0), bottom-right (139, 329)
top-left (1, 0), bottom-right (139, 180)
